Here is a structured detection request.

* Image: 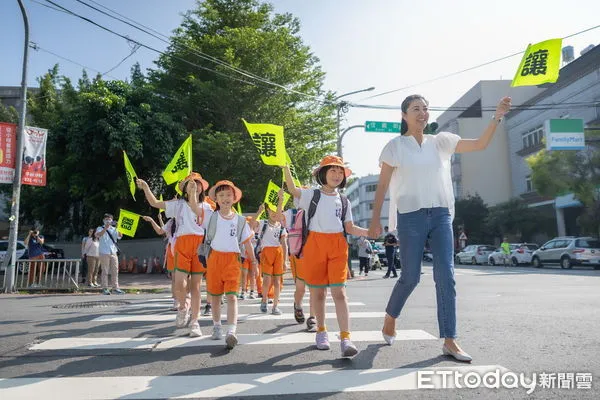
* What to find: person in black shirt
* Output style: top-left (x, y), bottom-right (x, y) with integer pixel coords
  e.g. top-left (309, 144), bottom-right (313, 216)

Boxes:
top-left (383, 226), bottom-right (398, 278)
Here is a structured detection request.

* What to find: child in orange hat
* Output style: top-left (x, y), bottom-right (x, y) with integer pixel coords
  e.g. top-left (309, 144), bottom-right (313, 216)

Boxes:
top-left (137, 173), bottom-right (212, 337)
top-left (282, 155), bottom-right (369, 358)
top-left (202, 180), bottom-right (257, 349)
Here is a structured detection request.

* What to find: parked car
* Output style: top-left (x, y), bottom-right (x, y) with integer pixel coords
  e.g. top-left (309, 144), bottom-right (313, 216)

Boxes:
top-left (0, 240), bottom-right (28, 271)
top-left (369, 241), bottom-right (384, 270)
top-left (531, 237), bottom-right (600, 269)
top-left (510, 243), bottom-right (539, 265)
top-left (488, 244), bottom-right (519, 266)
top-left (455, 245), bottom-right (495, 265)
top-left (488, 243), bottom-right (539, 266)
top-left (375, 241), bottom-right (401, 269)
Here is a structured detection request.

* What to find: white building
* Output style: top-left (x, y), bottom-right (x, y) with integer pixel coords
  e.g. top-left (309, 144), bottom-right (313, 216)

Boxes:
top-left (435, 80), bottom-right (545, 206)
top-left (505, 44), bottom-right (600, 236)
top-left (345, 174), bottom-right (390, 233)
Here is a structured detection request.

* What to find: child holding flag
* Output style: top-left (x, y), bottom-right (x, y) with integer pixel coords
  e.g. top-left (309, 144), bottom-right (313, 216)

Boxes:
top-left (137, 173), bottom-right (212, 337)
top-left (255, 203), bottom-right (288, 315)
top-left (201, 180), bottom-right (257, 349)
top-left (283, 156), bottom-right (369, 358)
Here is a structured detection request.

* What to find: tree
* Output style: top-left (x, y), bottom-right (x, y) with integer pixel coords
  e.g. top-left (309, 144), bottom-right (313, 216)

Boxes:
top-left (151, 0), bottom-right (336, 208)
top-left (454, 194), bottom-right (490, 244)
top-left (485, 198), bottom-right (555, 242)
top-left (0, 102), bottom-right (18, 124)
top-left (16, 65), bottom-right (186, 239)
top-left (527, 129), bottom-right (600, 237)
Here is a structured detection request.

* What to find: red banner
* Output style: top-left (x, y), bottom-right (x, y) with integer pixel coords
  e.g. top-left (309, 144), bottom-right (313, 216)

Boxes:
top-left (21, 126), bottom-right (48, 186)
top-left (0, 122), bottom-right (17, 184)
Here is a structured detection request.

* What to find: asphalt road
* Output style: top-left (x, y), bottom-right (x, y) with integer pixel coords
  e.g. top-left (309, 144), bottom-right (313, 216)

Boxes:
top-left (0, 261), bottom-right (598, 399)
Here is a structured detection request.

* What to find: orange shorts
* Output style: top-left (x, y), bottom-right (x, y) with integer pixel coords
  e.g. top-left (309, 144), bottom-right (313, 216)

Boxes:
top-left (173, 234), bottom-right (205, 275)
top-left (302, 232), bottom-right (348, 288)
top-left (165, 243), bottom-right (175, 272)
top-left (260, 246), bottom-right (284, 277)
top-left (290, 255), bottom-right (303, 281)
top-left (206, 250), bottom-right (242, 296)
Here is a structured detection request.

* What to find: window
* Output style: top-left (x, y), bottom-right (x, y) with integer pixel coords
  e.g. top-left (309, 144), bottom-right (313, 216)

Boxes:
top-left (526, 176), bottom-right (534, 192)
top-left (365, 184), bottom-right (377, 192)
top-left (368, 202), bottom-right (374, 210)
top-left (543, 241), bottom-right (556, 249)
top-left (522, 126), bottom-right (544, 150)
top-left (576, 239), bottom-right (600, 248)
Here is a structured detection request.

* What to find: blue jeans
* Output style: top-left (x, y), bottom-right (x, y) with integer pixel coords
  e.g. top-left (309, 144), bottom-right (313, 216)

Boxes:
top-left (385, 247), bottom-right (397, 277)
top-left (385, 207), bottom-right (457, 338)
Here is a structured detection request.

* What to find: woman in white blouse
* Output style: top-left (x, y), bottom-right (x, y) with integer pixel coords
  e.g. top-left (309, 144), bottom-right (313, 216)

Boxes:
top-left (369, 94), bottom-right (511, 362)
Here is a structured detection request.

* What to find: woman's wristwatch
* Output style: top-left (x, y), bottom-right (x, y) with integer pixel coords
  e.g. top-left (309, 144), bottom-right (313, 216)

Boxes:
top-left (492, 114), bottom-right (503, 124)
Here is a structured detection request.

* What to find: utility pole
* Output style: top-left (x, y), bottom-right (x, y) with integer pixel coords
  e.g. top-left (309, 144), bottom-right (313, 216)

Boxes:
top-left (2, 0), bottom-right (30, 293)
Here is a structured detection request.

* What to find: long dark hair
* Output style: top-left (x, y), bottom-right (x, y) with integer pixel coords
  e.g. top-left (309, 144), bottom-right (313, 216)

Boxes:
top-left (400, 94), bottom-right (429, 135)
top-left (316, 165), bottom-right (347, 188)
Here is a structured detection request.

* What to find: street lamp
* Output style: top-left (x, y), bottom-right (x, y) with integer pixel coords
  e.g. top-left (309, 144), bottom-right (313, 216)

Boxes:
top-left (335, 87), bottom-right (375, 158)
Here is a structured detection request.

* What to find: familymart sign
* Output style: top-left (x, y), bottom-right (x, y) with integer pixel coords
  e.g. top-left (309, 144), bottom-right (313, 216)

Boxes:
top-left (545, 119), bottom-right (585, 151)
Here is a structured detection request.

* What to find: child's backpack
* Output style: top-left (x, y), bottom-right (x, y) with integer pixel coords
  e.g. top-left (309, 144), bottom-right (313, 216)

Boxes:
top-left (289, 189), bottom-right (349, 258)
top-left (198, 212), bottom-right (247, 264)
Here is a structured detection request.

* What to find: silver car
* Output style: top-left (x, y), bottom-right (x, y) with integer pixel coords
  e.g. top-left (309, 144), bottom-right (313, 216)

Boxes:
top-left (531, 237), bottom-right (600, 269)
top-left (455, 244), bottom-right (495, 265)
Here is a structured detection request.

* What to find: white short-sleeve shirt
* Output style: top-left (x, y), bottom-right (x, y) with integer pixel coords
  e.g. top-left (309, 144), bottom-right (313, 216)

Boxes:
top-left (379, 132), bottom-right (460, 229)
top-left (201, 210), bottom-right (254, 253)
top-left (297, 188), bottom-right (352, 233)
top-left (258, 220), bottom-right (288, 249)
top-left (165, 199), bottom-right (212, 237)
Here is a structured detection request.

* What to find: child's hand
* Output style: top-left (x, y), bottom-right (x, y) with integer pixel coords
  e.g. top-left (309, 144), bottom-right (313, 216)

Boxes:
top-left (136, 178), bottom-right (148, 190)
top-left (278, 188), bottom-right (285, 198)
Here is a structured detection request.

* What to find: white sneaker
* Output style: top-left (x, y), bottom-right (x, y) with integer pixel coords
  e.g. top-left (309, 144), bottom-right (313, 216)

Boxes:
top-left (239, 292), bottom-right (246, 300)
top-left (248, 292), bottom-right (257, 299)
top-left (189, 321), bottom-right (202, 337)
top-left (176, 309), bottom-right (190, 328)
top-left (225, 332), bottom-right (238, 349)
top-left (211, 325), bottom-right (223, 340)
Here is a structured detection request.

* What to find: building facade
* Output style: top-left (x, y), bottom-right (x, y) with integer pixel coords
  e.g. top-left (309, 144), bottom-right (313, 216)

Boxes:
top-left (345, 174), bottom-right (390, 233)
top-left (436, 80), bottom-right (545, 207)
top-left (505, 44), bottom-right (600, 237)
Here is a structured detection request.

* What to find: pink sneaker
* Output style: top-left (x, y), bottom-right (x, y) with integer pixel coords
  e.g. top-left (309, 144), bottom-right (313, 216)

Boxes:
top-left (315, 331), bottom-right (330, 350)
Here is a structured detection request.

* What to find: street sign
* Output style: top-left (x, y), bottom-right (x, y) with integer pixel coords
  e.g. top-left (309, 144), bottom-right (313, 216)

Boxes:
top-left (545, 119), bottom-right (585, 151)
top-left (365, 121), bottom-right (401, 133)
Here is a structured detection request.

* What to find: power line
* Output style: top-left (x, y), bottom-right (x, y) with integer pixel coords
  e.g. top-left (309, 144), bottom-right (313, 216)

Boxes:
top-left (76, 0), bottom-right (273, 86)
top-left (102, 41), bottom-right (141, 76)
top-left (360, 24), bottom-right (600, 102)
top-left (53, 0), bottom-right (325, 102)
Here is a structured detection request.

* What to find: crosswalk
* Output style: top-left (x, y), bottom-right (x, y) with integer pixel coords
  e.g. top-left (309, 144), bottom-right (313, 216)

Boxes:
top-left (1, 284), bottom-right (508, 399)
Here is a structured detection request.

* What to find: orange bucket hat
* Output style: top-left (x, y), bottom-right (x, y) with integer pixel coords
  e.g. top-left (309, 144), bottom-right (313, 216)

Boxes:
top-left (312, 155), bottom-right (352, 177)
top-left (208, 180), bottom-right (243, 202)
top-left (178, 172), bottom-right (209, 192)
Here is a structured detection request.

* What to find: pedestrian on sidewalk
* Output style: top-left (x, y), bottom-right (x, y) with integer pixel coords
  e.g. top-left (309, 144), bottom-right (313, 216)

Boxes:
top-left (369, 94), bottom-right (511, 363)
top-left (357, 236), bottom-right (372, 276)
top-left (382, 226), bottom-right (399, 279)
top-left (95, 214), bottom-right (124, 295)
top-left (25, 227), bottom-right (45, 287)
top-left (82, 228), bottom-right (100, 287)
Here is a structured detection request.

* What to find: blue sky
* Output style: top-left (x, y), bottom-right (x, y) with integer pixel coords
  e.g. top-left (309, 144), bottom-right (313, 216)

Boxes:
top-left (2, 0), bottom-right (599, 176)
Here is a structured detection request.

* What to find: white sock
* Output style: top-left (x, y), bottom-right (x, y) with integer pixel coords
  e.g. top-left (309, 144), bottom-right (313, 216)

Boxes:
top-left (227, 324), bottom-right (237, 334)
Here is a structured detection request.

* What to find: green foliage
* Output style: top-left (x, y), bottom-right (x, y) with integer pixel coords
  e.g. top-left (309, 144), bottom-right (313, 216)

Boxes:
top-left (453, 194), bottom-right (491, 244)
top-left (18, 64), bottom-right (185, 239)
top-left (527, 129), bottom-right (600, 236)
top-left (0, 102), bottom-right (18, 124)
top-left (484, 198), bottom-right (555, 242)
top-left (151, 0), bottom-right (336, 208)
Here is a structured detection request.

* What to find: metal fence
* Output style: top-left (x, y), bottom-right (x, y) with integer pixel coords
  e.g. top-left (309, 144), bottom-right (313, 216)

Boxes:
top-left (2, 259), bottom-right (80, 291)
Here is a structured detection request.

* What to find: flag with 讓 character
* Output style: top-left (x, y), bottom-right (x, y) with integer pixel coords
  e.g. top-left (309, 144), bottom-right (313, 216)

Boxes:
top-left (242, 119), bottom-right (287, 166)
top-left (511, 38), bottom-right (562, 87)
top-left (263, 180), bottom-right (290, 212)
top-left (117, 209), bottom-right (141, 237)
top-left (123, 151), bottom-right (138, 201)
top-left (163, 135), bottom-right (192, 185)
